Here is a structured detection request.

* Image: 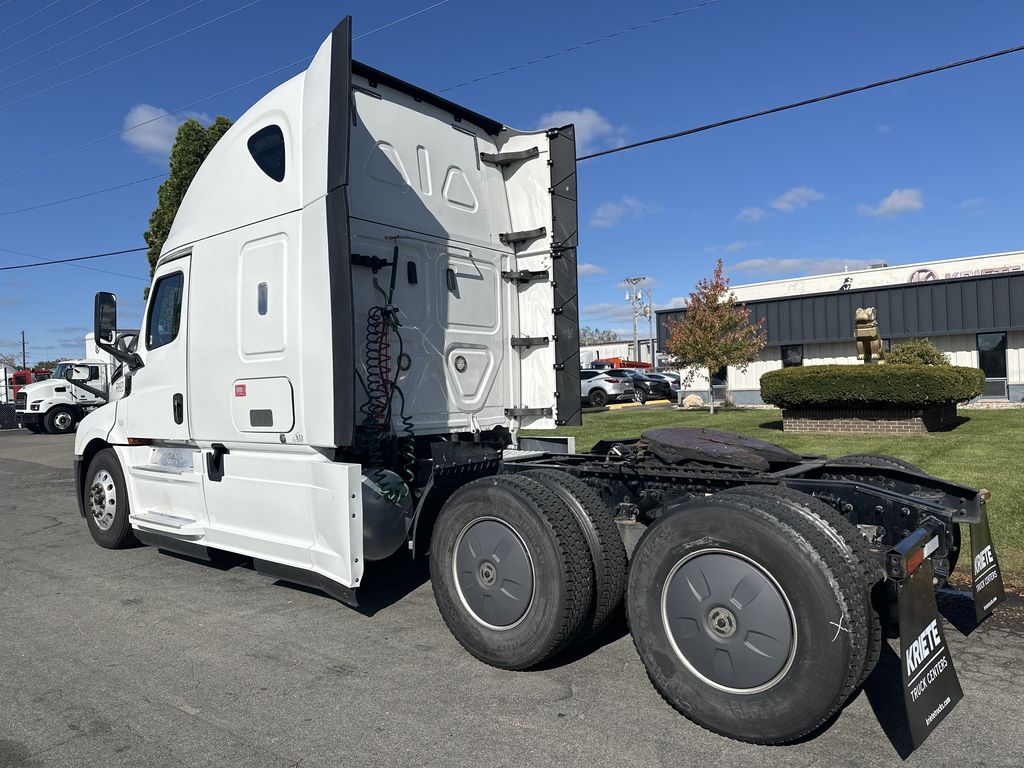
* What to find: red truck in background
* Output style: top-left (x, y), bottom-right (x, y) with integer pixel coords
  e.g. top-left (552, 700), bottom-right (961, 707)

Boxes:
top-left (5, 368), bottom-right (52, 400)
top-left (589, 356), bottom-right (652, 370)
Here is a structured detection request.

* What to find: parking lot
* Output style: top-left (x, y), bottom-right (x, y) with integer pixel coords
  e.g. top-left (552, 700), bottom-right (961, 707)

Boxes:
top-left (1, 429), bottom-right (1022, 767)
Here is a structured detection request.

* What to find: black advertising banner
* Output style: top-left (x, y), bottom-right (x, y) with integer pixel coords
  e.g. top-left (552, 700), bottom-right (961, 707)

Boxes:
top-left (970, 505), bottom-right (1006, 623)
top-left (898, 560), bottom-right (964, 749)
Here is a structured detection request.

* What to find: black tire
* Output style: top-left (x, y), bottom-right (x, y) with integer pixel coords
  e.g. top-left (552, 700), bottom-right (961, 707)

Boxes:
top-left (523, 470), bottom-right (627, 638)
top-left (633, 388), bottom-right (648, 405)
top-left (718, 485), bottom-right (883, 692)
top-left (627, 493), bottom-right (869, 744)
top-left (588, 389), bottom-right (608, 407)
top-left (83, 448), bottom-right (138, 549)
top-left (828, 453), bottom-right (962, 574)
top-left (43, 406), bottom-right (77, 434)
top-left (430, 474), bottom-right (595, 669)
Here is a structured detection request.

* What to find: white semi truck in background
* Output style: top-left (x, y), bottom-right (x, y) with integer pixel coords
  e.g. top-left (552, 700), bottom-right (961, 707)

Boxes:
top-left (15, 331), bottom-right (136, 434)
top-left (71, 16), bottom-right (1003, 750)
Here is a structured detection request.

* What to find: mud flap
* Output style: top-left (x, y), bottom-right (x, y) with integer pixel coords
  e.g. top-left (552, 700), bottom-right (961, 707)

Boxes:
top-left (970, 505), bottom-right (1006, 622)
top-left (898, 560), bottom-right (964, 749)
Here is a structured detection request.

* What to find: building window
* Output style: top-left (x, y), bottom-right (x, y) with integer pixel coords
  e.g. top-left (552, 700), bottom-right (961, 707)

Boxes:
top-left (781, 344), bottom-right (803, 368)
top-left (977, 332), bottom-right (1007, 397)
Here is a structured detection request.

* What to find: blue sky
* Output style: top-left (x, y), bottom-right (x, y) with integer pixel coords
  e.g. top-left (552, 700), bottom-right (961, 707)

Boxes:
top-left (2, 0), bottom-right (1024, 360)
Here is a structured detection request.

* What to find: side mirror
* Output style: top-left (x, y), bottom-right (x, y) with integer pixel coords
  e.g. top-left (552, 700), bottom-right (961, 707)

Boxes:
top-left (95, 292), bottom-right (117, 344)
top-left (65, 365), bottom-right (92, 383)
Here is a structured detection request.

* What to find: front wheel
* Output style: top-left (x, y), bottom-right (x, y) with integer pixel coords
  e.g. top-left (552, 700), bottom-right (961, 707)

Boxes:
top-left (633, 388), bottom-right (648, 405)
top-left (83, 449), bottom-right (138, 549)
top-left (44, 406), bottom-right (77, 434)
top-left (627, 493), bottom-right (869, 744)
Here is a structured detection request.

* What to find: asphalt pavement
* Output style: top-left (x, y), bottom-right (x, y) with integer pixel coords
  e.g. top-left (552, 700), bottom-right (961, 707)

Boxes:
top-left (1, 429), bottom-right (1022, 767)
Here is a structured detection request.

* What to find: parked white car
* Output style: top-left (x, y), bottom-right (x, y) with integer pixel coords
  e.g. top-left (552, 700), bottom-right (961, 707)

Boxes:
top-left (580, 369), bottom-right (634, 407)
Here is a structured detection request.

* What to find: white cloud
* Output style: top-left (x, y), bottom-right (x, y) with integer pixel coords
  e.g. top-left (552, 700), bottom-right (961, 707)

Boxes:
top-left (724, 240), bottom-right (751, 253)
top-left (590, 195), bottom-right (658, 228)
top-left (958, 197), bottom-right (986, 213)
top-left (578, 262), bottom-right (607, 277)
top-left (582, 302), bottom-right (635, 323)
top-left (121, 104), bottom-right (210, 157)
top-left (877, 124), bottom-right (892, 134)
top-left (736, 206), bottom-right (766, 223)
top-left (536, 107), bottom-right (626, 154)
top-left (857, 188), bottom-right (924, 217)
top-left (730, 257), bottom-right (872, 276)
top-left (770, 186), bottom-right (824, 212)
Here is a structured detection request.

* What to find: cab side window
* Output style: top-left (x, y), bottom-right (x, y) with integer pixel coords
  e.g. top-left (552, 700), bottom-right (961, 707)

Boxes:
top-left (147, 272), bottom-right (184, 350)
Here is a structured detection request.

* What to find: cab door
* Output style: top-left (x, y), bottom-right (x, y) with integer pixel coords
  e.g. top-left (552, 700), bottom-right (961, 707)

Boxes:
top-left (123, 254), bottom-right (191, 441)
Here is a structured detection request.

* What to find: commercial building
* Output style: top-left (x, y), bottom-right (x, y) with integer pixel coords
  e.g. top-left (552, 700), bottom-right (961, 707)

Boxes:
top-left (655, 250), bottom-right (1024, 404)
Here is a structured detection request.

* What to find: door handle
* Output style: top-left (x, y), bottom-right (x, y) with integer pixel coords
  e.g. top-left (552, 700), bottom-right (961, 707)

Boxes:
top-left (206, 443), bottom-right (229, 482)
top-left (172, 393), bottom-right (183, 425)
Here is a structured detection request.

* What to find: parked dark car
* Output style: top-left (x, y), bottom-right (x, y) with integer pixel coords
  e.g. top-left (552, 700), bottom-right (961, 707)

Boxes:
top-left (608, 369), bottom-right (673, 404)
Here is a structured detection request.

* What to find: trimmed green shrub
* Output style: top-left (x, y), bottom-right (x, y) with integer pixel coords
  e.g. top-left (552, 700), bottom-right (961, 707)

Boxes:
top-left (887, 338), bottom-right (950, 366)
top-left (760, 364), bottom-right (984, 409)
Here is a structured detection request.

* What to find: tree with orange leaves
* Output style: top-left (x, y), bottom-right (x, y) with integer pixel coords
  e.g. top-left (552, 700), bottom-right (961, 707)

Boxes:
top-left (666, 259), bottom-right (766, 413)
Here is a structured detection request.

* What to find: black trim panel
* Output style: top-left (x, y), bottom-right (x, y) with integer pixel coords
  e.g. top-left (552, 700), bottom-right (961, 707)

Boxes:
top-left (327, 18), bottom-right (356, 447)
top-left (548, 125), bottom-right (582, 427)
top-left (352, 60), bottom-right (504, 137)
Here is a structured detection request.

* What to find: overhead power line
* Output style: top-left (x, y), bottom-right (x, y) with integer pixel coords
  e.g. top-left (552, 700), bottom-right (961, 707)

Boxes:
top-left (0, 247), bottom-right (147, 272)
top-left (0, 246), bottom-right (148, 281)
top-left (0, 1), bottom-right (449, 179)
top-left (0, 0), bottom-right (157, 77)
top-left (577, 41), bottom-right (1024, 161)
top-left (0, 173), bottom-right (166, 216)
top-left (0, 0), bottom-right (229, 106)
top-left (0, 0), bottom-right (104, 56)
top-left (439, 0), bottom-right (721, 93)
top-left (0, 0), bottom-right (63, 37)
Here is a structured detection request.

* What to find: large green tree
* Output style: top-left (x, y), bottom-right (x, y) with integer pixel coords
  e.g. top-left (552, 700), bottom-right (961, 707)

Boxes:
top-left (144, 116), bottom-right (233, 284)
top-left (666, 259), bottom-right (766, 414)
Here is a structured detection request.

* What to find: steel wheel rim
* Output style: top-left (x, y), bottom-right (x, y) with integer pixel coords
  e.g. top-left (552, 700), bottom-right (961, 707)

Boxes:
top-left (453, 516), bottom-right (535, 631)
top-left (661, 548), bottom-right (797, 694)
top-left (54, 411), bottom-right (72, 430)
top-left (88, 469), bottom-right (117, 531)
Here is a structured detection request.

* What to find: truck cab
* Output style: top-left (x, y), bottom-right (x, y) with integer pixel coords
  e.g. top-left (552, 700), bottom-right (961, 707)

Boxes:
top-left (16, 332), bottom-right (136, 434)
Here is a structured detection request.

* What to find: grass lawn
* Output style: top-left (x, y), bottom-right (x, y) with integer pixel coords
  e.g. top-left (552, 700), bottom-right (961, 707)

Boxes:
top-left (527, 407), bottom-right (1024, 582)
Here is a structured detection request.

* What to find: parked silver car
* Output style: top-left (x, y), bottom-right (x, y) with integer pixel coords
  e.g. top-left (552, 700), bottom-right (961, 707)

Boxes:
top-left (581, 369), bottom-right (634, 407)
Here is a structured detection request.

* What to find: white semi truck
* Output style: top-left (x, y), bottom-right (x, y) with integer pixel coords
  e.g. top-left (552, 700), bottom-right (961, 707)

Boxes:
top-left (15, 332), bottom-right (136, 434)
top-left (73, 17), bottom-right (1004, 749)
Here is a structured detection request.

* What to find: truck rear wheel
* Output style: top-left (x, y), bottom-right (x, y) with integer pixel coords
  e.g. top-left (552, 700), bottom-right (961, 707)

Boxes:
top-left (719, 485), bottom-right (883, 692)
top-left (626, 492), bottom-right (869, 744)
top-left (84, 448), bottom-right (138, 549)
top-left (430, 474), bottom-right (594, 669)
top-left (523, 469), bottom-right (627, 638)
top-left (44, 406), bottom-right (76, 434)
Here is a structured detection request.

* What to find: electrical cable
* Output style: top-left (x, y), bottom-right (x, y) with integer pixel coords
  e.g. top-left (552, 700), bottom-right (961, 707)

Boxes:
top-left (439, 0), bottom-right (721, 93)
top-left (0, 246), bottom-right (148, 281)
top-left (0, 1), bottom-right (262, 111)
top-left (0, 0), bottom-right (63, 37)
top-left (577, 41), bottom-right (1024, 161)
top-left (0, 0), bottom-right (104, 56)
top-left (0, 173), bottom-right (166, 216)
top-left (0, 246), bottom-right (146, 272)
top-left (0, 0), bottom-right (449, 179)
top-left (0, 0), bottom-right (208, 92)
top-left (0, 0), bottom-right (157, 77)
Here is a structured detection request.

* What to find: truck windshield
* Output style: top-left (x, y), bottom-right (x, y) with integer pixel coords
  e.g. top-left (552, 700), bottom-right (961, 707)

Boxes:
top-left (52, 363), bottom-right (70, 379)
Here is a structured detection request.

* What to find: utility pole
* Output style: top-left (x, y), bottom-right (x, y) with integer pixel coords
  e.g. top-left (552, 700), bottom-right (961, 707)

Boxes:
top-left (642, 287), bottom-right (654, 366)
top-left (20, 330), bottom-right (26, 369)
top-left (624, 277), bottom-right (645, 362)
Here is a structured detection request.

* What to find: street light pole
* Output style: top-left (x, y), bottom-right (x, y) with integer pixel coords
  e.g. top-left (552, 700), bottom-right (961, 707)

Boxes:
top-left (624, 276), bottom-right (645, 362)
